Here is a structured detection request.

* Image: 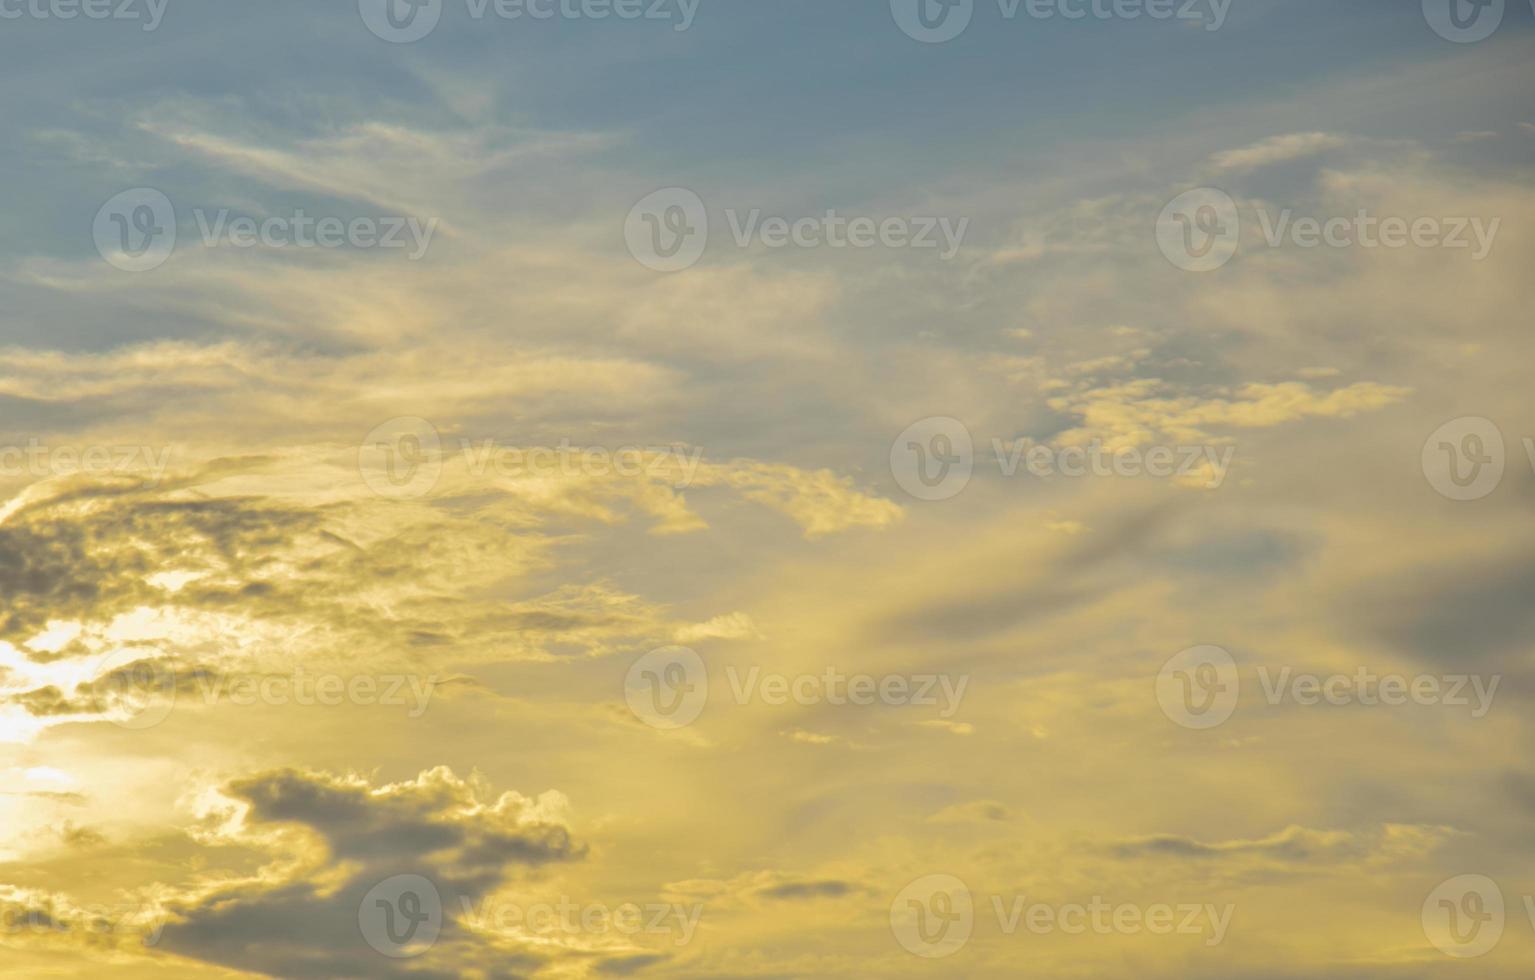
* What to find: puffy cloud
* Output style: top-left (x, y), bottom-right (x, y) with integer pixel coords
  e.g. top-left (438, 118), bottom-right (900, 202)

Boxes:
top-left (154, 767), bottom-right (582, 978)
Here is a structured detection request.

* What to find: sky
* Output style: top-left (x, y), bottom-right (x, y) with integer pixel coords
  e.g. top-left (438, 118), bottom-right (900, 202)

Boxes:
top-left (1, 0), bottom-right (1534, 976)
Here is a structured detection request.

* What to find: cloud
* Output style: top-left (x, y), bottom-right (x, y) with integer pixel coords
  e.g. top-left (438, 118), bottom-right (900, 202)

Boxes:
top-left (1111, 824), bottom-right (1457, 869)
top-left (927, 800), bottom-right (1011, 823)
top-left (1209, 132), bottom-right (1348, 173)
top-left (1047, 379), bottom-right (1410, 449)
top-left (754, 879), bottom-right (855, 901)
top-left (663, 871), bottom-right (866, 910)
top-left (673, 612), bottom-right (762, 644)
top-left (153, 766), bottom-right (582, 978)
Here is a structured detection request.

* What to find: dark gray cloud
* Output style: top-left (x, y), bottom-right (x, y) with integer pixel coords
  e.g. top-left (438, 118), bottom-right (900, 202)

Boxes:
top-left (755, 879), bottom-right (855, 901)
top-left (1345, 544), bottom-right (1535, 669)
top-left (595, 953), bottom-right (669, 975)
top-left (153, 767), bottom-right (585, 979)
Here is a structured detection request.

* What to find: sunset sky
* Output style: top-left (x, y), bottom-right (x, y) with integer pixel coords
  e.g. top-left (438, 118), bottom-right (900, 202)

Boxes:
top-left (1, 1), bottom-right (1534, 976)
